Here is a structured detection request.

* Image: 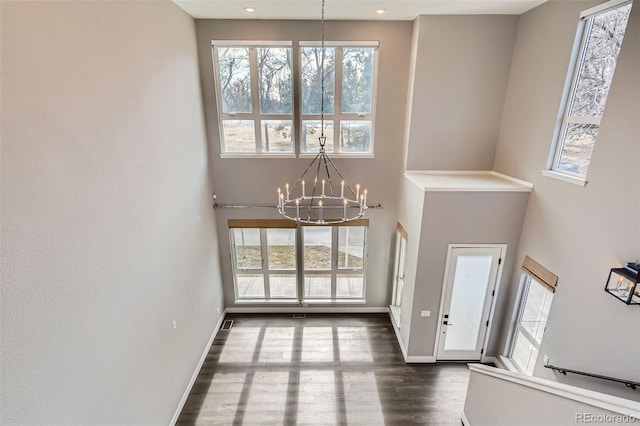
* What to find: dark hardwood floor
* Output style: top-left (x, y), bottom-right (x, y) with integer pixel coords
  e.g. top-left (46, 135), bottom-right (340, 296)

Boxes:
top-left (177, 314), bottom-right (469, 425)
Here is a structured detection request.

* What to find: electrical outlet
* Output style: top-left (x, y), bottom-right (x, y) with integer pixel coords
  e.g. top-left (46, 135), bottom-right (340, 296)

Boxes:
top-left (544, 355), bottom-right (550, 365)
top-left (420, 310), bottom-right (431, 317)
top-left (216, 308), bottom-right (221, 315)
top-left (172, 320), bottom-right (177, 330)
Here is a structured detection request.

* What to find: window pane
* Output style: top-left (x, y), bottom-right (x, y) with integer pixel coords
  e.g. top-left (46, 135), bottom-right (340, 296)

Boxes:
top-left (302, 120), bottom-right (334, 153)
top-left (216, 47), bottom-right (252, 113)
top-left (342, 47), bottom-right (374, 114)
top-left (304, 227), bottom-right (332, 270)
top-left (261, 120), bottom-right (293, 153)
top-left (236, 274), bottom-right (265, 298)
top-left (222, 120), bottom-right (256, 153)
top-left (338, 226), bottom-right (365, 269)
top-left (269, 275), bottom-right (297, 298)
top-left (337, 275), bottom-right (364, 298)
top-left (267, 229), bottom-right (296, 270)
top-left (340, 121), bottom-right (371, 153)
top-left (556, 123), bottom-right (599, 175)
top-left (301, 47), bottom-right (335, 114)
top-left (520, 278), bottom-right (553, 344)
top-left (233, 229), bottom-right (262, 269)
top-left (512, 330), bottom-right (538, 376)
top-left (304, 274), bottom-right (331, 298)
top-left (258, 47), bottom-right (293, 114)
top-left (443, 255), bottom-right (493, 351)
top-left (568, 5), bottom-right (631, 117)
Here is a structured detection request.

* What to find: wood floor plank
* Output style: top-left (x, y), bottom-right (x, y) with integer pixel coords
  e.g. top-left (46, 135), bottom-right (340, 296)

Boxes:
top-left (177, 314), bottom-right (469, 425)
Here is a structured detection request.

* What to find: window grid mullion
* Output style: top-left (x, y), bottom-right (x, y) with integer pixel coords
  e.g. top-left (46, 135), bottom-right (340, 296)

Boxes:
top-left (248, 48), bottom-right (262, 153)
top-left (334, 47), bottom-right (344, 154)
top-left (260, 229), bottom-right (270, 298)
top-left (515, 324), bottom-right (539, 350)
top-left (331, 226), bottom-right (338, 299)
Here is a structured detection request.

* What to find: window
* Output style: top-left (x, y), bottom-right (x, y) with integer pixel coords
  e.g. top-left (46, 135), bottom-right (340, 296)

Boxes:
top-left (213, 42), bottom-right (294, 154)
top-left (229, 219), bottom-right (367, 302)
top-left (303, 225), bottom-right (367, 300)
top-left (212, 41), bottom-right (378, 156)
top-left (390, 223), bottom-right (407, 325)
top-left (510, 275), bottom-right (553, 375)
top-left (300, 44), bottom-right (377, 154)
top-left (231, 226), bottom-right (298, 300)
top-left (508, 256), bottom-right (557, 375)
top-left (549, 1), bottom-right (631, 179)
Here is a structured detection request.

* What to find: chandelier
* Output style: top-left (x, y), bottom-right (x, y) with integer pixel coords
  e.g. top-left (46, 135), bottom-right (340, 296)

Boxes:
top-left (277, 0), bottom-right (368, 225)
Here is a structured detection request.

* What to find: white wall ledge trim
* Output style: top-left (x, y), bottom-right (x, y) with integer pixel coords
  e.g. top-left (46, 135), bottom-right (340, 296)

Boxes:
top-left (404, 170), bottom-right (533, 192)
top-left (468, 364), bottom-right (640, 418)
top-left (541, 169), bottom-right (588, 186)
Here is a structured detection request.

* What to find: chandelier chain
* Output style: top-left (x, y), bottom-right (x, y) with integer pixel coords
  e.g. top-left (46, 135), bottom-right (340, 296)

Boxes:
top-left (276, 0), bottom-right (368, 225)
top-left (320, 0), bottom-right (325, 141)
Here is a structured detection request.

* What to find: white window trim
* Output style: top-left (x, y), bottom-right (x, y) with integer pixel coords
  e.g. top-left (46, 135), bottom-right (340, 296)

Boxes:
top-left (212, 43), bottom-right (295, 155)
top-left (299, 43), bottom-right (379, 155)
top-left (230, 228), bottom-right (298, 302)
top-left (541, 170), bottom-right (587, 187)
top-left (390, 229), bottom-right (407, 325)
top-left (230, 223), bottom-right (368, 304)
top-left (547, 0), bottom-right (631, 180)
top-left (302, 226), bottom-right (367, 302)
top-left (507, 274), bottom-right (553, 375)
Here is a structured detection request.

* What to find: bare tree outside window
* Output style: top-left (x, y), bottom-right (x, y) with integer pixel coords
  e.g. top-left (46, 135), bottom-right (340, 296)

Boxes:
top-left (214, 44), bottom-right (294, 153)
top-left (300, 44), bottom-right (376, 154)
top-left (213, 42), bottom-right (377, 155)
top-left (553, 2), bottom-right (631, 177)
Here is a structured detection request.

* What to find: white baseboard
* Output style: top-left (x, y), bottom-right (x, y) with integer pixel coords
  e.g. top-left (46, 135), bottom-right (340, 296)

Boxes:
top-left (225, 306), bottom-right (390, 314)
top-left (461, 410), bottom-right (471, 426)
top-left (406, 355), bottom-right (436, 363)
top-left (170, 311), bottom-right (226, 426)
top-left (388, 313), bottom-right (436, 363)
top-left (388, 311), bottom-right (408, 362)
top-left (481, 356), bottom-right (500, 367)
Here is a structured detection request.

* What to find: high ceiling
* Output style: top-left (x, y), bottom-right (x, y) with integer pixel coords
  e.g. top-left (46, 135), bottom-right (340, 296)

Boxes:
top-left (173, 0), bottom-right (549, 20)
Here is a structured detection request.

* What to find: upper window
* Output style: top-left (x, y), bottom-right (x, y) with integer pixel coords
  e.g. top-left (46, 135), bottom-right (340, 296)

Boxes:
top-left (300, 44), bottom-right (377, 154)
top-left (549, 1), bottom-right (631, 179)
top-left (213, 43), bottom-right (294, 154)
top-left (212, 41), bottom-right (378, 156)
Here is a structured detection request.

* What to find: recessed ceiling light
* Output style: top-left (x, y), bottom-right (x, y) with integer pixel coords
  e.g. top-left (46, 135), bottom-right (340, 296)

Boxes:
top-left (244, 6), bottom-right (256, 13)
top-left (376, 8), bottom-right (387, 14)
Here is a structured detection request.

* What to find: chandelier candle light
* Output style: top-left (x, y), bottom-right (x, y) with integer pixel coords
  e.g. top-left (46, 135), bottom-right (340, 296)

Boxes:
top-left (277, 0), bottom-right (368, 224)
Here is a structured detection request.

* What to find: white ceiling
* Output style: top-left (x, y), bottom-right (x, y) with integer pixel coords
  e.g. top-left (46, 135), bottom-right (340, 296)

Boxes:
top-left (173, 0), bottom-right (549, 20)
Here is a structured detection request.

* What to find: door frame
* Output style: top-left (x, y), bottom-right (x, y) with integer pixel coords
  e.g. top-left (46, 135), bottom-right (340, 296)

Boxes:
top-left (433, 244), bottom-right (507, 361)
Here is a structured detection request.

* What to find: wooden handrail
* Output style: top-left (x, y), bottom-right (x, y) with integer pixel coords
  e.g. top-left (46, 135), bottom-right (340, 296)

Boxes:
top-left (544, 364), bottom-right (640, 390)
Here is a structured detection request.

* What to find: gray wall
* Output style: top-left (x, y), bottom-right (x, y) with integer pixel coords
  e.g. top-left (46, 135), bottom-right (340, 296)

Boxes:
top-left (407, 191), bottom-right (530, 357)
top-left (493, 0), bottom-right (640, 400)
top-left (405, 15), bottom-right (518, 171)
top-left (0, 1), bottom-right (224, 424)
top-left (194, 20), bottom-right (412, 308)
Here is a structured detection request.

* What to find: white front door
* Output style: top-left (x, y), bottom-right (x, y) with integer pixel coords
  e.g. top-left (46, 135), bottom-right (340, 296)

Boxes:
top-left (436, 246), bottom-right (504, 361)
